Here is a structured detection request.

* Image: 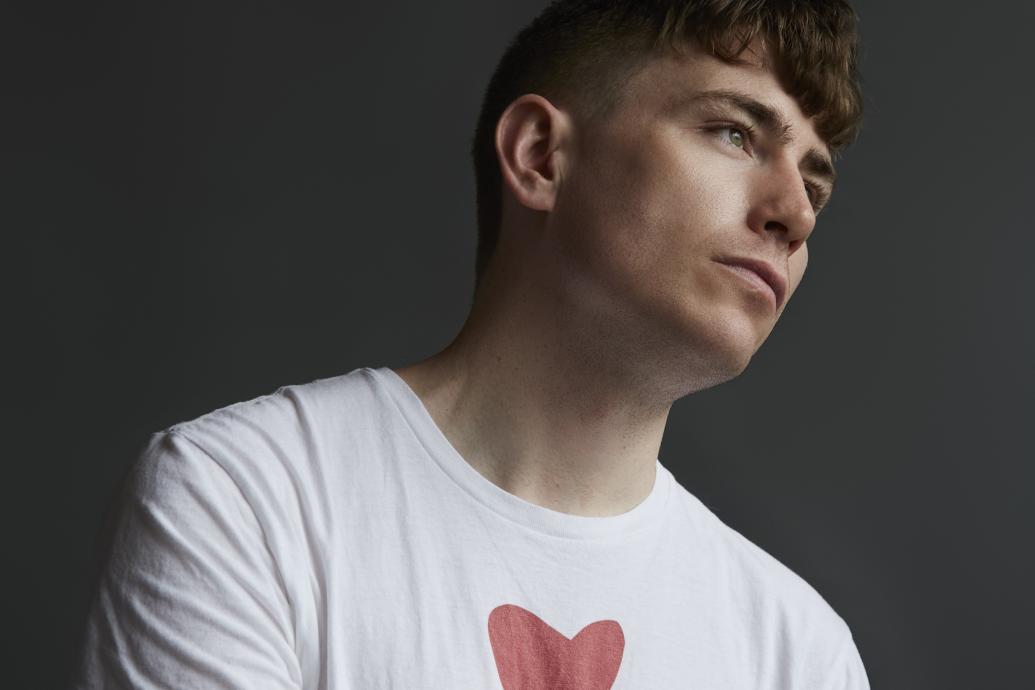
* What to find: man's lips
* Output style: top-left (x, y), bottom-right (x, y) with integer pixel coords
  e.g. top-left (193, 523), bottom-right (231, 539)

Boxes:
top-left (714, 256), bottom-right (787, 309)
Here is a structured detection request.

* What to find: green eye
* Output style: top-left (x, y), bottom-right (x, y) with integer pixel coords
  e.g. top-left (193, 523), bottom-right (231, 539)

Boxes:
top-left (728, 129), bottom-right (745, 148)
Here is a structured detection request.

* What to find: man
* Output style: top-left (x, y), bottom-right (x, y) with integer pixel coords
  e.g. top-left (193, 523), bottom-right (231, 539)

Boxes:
top-left (75, 1), bottom-right (868, 688)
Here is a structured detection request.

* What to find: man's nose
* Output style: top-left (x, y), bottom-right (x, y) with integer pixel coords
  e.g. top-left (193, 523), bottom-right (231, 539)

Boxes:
top-left (746, 161), bottom-right (816, 254)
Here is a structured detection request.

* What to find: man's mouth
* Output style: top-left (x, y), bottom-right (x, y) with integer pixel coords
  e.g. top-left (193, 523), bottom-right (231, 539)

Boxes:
top-left (713, 256), bottom-right (787, 310)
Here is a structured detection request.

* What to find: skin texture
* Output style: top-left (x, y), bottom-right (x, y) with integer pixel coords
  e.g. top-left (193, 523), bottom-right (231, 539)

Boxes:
top-left (393, 42), bottom-right (832, 517)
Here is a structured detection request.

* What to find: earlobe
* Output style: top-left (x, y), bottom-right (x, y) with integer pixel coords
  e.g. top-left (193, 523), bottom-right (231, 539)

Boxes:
top-left (494, 94), bottom-right (568, 213)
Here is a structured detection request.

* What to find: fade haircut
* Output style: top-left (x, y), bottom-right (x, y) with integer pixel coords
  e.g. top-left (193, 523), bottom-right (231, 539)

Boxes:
top-left (469, 0), bottom-right (863, 291)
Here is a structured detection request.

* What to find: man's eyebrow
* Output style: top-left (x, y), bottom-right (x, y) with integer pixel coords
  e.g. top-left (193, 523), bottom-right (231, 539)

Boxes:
top-left (680, 88), bottom-right (837, 186)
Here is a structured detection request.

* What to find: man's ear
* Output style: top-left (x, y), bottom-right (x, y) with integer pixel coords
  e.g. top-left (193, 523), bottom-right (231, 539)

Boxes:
top-left (494, 93), bottom-right (571, 213)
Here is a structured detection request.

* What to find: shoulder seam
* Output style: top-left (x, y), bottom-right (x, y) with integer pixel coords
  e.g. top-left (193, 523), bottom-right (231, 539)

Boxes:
top-left (162, 429), bottom-right (298, 651)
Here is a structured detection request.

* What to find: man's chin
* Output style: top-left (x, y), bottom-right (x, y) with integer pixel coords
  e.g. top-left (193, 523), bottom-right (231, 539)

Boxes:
top-left (676, 336), bottom-right (759, 393)
top-left (650, 300), bottom-right (772, 388)
top-left (698, 316), bottom-right (772, 381)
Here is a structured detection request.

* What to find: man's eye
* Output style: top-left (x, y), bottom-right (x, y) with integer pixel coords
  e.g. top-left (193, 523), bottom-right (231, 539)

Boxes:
top-left (724, 127), bottom-right (746, 149)
top-left (804, 181), bottom-right (829, 213)
top-left (713, 125), bottom-right (753, 153)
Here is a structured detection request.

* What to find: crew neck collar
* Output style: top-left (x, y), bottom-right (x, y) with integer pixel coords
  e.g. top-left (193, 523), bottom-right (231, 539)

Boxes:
top-left (364, 365), bottom-right (673, 541)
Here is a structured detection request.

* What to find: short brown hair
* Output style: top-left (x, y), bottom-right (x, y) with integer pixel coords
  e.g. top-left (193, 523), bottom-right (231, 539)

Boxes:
top-left (469, 0), bottom-right (864, 291)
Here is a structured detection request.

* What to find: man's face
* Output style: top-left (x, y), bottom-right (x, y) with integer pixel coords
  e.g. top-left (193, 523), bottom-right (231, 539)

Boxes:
top-left (548, 43), bottom-right (834, 380)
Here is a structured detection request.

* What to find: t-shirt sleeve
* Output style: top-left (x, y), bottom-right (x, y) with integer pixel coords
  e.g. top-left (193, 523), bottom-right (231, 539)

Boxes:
top-left (72, 430), bottom-right (303, 690)
top-left (823, 632), bottom-right (871, 690)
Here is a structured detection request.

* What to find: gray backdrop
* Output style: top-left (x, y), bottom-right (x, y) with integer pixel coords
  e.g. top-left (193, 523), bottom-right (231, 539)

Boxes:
top-left (5, 1), bottom-right (1033, 688)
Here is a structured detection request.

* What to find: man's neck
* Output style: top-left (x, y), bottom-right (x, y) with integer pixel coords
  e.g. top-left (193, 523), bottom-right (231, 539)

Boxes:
top-left (391, 270), bottom-right (673, 518)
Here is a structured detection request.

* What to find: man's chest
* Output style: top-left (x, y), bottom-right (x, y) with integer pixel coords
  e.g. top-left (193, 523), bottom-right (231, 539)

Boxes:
top-left (312, 542), bottom-right (758, 690)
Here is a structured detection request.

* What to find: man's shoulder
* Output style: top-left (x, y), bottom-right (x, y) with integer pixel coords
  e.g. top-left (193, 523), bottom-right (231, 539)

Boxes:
top-left (125, 367), bottom-right (396, 541)
top-left (672, 484), bottom-right (851, 637)
top-left (165, 367), bottom-right (375, 450)
top-left (143, 366), bottom-right (388, 500)
top-left (666, 482), bottom-right (865, 687)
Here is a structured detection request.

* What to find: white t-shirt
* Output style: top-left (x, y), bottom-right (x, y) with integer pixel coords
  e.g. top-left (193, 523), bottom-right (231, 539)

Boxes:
top-left (74, 366), bottom-right (869, 689)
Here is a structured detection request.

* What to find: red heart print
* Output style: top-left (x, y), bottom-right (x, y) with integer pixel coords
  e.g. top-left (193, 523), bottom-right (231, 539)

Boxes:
top-left (488, 604), bottom-right (625, 689)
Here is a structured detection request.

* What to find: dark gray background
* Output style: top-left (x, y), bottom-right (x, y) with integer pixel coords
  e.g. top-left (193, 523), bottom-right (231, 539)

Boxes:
top-left (5, 1), bottom-right (1033, 688)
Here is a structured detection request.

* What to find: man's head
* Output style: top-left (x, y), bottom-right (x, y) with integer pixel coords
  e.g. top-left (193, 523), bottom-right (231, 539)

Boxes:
top-left (469, 0), bottom-right (862, 385)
